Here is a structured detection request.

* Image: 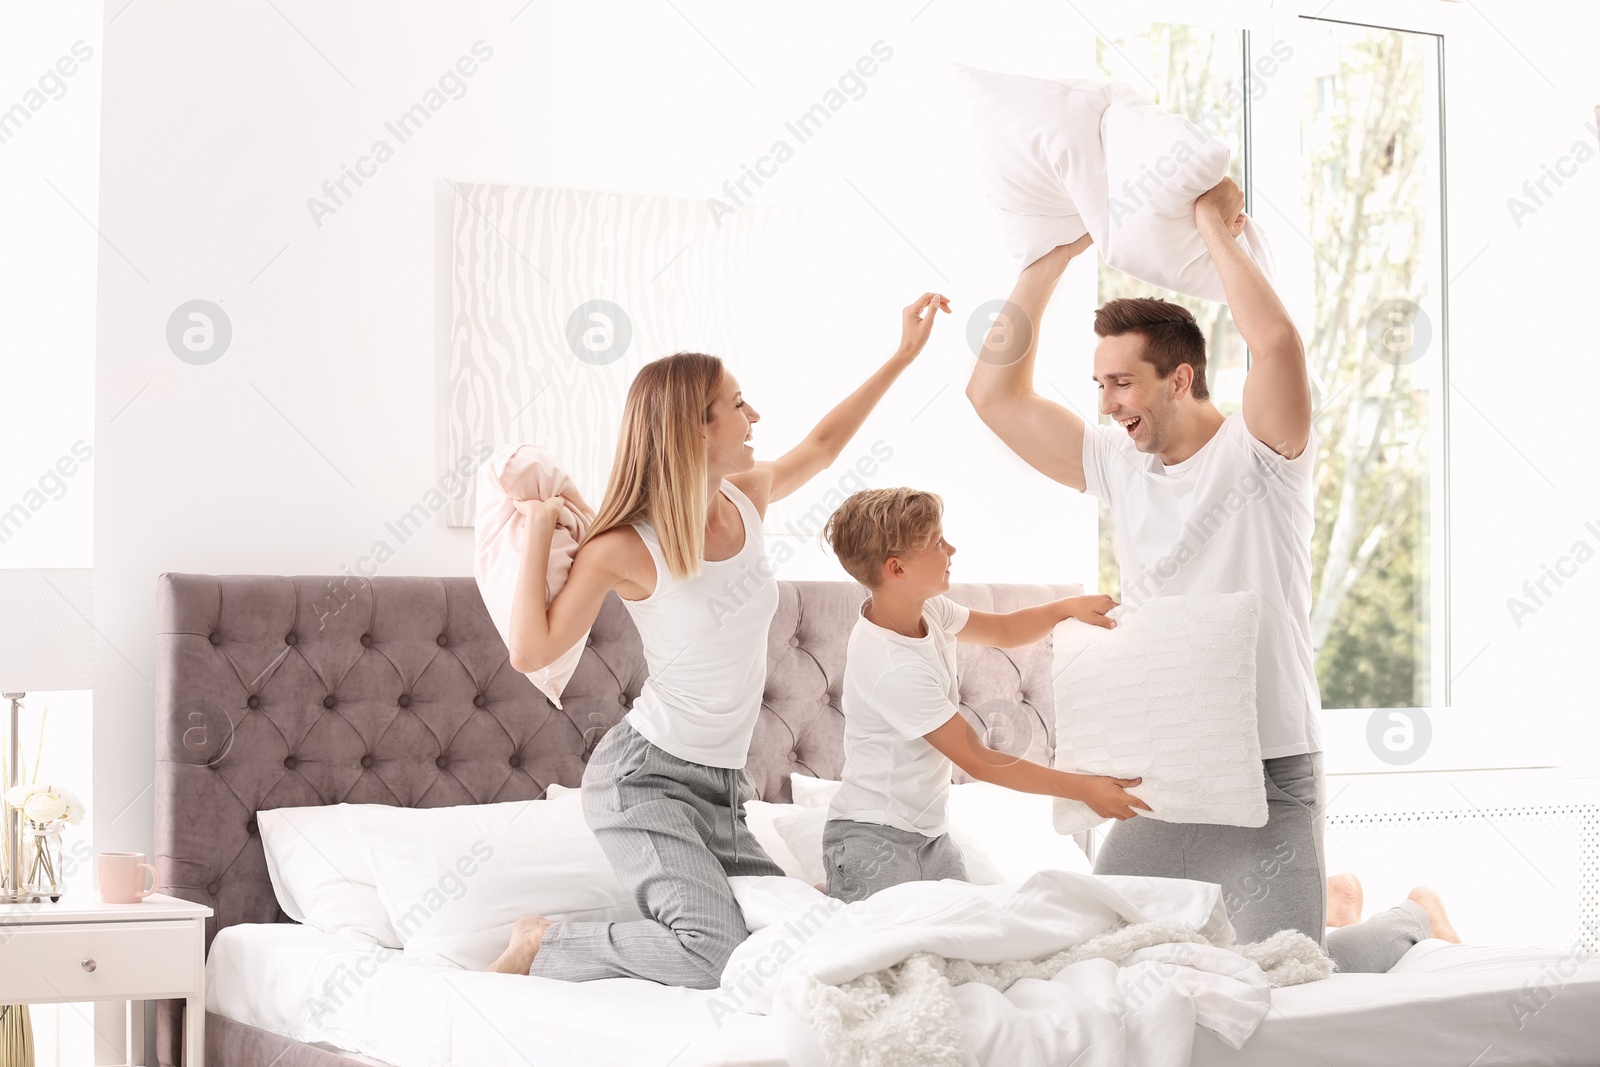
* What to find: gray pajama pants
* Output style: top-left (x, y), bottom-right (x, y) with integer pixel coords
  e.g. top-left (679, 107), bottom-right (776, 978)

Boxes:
top-left (821, 817), bottom-right (970, 903)
top-left (528, 719), bottom-right (784, 989)
top-left (1092, 751), bottom-right (1432, 973)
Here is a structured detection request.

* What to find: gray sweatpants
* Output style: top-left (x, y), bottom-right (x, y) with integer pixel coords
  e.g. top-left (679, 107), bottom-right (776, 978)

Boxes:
top-left (821, 817), bottom-right (970, 903)
top-left (528, 719), bottom-right (784, 988)
top-left (1092, 752), bottom-right (1431, 973)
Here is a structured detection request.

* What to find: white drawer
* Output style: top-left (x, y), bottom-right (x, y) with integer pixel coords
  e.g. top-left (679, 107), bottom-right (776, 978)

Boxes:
top-left (0, 920), bottom-right (199, 1002)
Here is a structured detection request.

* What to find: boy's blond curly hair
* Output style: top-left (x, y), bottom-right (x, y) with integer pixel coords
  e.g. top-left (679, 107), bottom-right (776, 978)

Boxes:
top-left (823, 488), bottom-right (944, 589)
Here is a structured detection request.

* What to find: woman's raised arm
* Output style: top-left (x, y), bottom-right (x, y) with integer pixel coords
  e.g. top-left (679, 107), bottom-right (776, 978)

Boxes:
top-left (752, 292), bottom-right (949, 505)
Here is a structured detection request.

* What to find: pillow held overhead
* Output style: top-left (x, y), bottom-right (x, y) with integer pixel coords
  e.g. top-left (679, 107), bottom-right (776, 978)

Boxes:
top-left (956, 63), bottom-right (1275, 303)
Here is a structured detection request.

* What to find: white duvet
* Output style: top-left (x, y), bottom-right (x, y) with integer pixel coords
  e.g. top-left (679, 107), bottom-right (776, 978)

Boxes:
top-left (720, 872), bottom-right (1278, 1067)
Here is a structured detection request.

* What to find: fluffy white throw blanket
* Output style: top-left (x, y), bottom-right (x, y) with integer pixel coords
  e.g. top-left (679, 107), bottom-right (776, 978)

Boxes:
top-left (722, 872), bottom-right (1331, 1067)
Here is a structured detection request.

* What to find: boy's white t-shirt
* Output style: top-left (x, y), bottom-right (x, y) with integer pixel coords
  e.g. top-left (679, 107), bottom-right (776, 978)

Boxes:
top-left (1082, 411), bottom-right (1322, 759)
top-left (827, 594), bottom-right (971, 837)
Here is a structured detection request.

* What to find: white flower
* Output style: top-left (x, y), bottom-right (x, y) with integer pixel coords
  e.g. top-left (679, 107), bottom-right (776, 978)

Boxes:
top-left (60, 789), bottom-right (86, 825)
top-left (23, 790), bottom-right (67, 824)
top-left (5, 784), bottom-right (85, 825)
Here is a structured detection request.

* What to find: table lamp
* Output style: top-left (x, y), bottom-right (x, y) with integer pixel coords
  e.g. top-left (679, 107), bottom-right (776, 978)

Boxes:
top-left (0, 569), bottom-right (93, 904)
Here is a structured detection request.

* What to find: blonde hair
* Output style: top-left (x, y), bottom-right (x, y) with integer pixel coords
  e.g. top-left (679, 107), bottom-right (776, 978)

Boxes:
top-left (823, 488), bottom-right (944, 588)
top-left (578, 352), bottom-right (725, 582)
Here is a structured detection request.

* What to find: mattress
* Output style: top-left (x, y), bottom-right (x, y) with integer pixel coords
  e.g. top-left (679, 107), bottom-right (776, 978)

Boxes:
top-left (208, 924), bottom-right (1600, 1066)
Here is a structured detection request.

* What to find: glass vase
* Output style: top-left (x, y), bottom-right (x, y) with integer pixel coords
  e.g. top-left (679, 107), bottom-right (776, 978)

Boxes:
top-left (22, 821), bottom-right (65, 902)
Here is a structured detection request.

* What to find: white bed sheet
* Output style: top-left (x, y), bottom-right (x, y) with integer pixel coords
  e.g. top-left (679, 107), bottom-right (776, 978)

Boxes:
top-left (1194, 939), bottom-right (1600, 1066)
top-left (206, 923), bottom-right (783, 1067)
top-left (208, 924), bottom-right (1600, 1066)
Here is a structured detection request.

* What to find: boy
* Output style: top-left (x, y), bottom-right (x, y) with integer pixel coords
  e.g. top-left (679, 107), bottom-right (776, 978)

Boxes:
top-left (818, 486), bottom-right (1151, 902)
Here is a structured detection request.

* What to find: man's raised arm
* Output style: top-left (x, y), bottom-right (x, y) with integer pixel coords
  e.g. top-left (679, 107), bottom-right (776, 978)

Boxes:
top-left (964, 235), bottom-right (1095, 492)
top-left (1196, 178), bottom-right (1313, 460)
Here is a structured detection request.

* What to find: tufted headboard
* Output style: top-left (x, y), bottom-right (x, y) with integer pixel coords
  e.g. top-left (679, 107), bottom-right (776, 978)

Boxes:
top-left (153, 572), bottom-right (1079, 1064)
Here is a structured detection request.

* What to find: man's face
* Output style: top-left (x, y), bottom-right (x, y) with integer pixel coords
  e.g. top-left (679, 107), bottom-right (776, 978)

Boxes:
top-left (1094, 334), bottom-right (1182, 455)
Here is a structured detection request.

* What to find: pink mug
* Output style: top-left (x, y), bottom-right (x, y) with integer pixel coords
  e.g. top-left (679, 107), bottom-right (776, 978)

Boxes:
top-left (98, 852), bottom-right (157, 904)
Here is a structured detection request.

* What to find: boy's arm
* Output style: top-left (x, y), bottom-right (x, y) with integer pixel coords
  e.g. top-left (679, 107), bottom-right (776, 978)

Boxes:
top-left (955, 595), bottom-right (1117, 648)
top-left (922, 713), bottom-right (1149, 820)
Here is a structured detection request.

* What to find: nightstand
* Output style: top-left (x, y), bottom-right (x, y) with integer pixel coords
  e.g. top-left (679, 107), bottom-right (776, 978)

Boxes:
top-left (0, 892), bottom-right (211, 1066)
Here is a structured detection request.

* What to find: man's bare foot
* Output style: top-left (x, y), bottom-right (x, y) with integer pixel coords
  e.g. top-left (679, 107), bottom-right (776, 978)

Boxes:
top-left (1326, 873), bottom-right (1363, 927)
top-left (488, 916), bottom-right (553, 974)
top-left (1407, 886), bottom-right (1460, 944)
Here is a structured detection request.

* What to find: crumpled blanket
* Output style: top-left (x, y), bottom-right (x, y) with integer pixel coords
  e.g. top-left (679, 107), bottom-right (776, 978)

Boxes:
top-left (472, 444), bottom-right (595, 707)
top-left (721, 872), bottom-right (1331, 1067)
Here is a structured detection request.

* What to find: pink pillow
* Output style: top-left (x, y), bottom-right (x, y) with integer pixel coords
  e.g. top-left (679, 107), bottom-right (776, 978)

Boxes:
top-left (473, 444), bottom-right (595, 707)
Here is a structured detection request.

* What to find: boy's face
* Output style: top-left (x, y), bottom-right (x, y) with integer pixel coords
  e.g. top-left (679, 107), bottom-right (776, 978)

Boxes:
top-left (882, 524), bottom-right (955, 596)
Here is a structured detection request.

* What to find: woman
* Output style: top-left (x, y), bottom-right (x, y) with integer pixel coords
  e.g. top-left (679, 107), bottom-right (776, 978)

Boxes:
top-left (489, 292), bottom-right (950, 988)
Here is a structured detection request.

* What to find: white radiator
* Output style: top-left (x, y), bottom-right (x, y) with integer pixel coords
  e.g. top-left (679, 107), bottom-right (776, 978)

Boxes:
top-left (1078, 771), bottom-right (1599, 954)
top-left (1324, 784), bottom-right (1598, 954)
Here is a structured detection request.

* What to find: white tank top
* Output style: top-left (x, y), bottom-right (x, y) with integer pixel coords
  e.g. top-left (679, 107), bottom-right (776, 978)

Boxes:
top-left (621, 480), bottom-right (778, 769)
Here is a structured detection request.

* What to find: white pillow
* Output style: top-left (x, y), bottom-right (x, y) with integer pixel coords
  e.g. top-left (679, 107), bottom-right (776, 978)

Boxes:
top-left (343, 795), bottom-right (643, 970)
top-left (1051, 592), bottom-right (1266, 834)
top-left (743, 800), bottom-right (810, 881)
top-left (781, 776), bottom-right (1092, 886)
top-left (258, 804), bottom-right (402, 946)
top-left (789, 772), bottom-right (840, 810)
top-left (773, 807), bottom-right (1005, 887)
top-left (947, 780), bottom-right (1093, 881)
top-left (548, 782), bottom-right (810, 881)
top-left (956, 63), bottom-right (1274, 303)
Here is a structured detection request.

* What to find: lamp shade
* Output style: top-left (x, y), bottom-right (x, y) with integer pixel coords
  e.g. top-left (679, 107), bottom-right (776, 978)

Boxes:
top-left (0, 569), bottom-right (94, 693)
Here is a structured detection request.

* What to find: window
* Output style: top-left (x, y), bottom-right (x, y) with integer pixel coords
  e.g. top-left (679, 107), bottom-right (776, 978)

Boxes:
top-left (1092, 15), bottom-right (1447, 711)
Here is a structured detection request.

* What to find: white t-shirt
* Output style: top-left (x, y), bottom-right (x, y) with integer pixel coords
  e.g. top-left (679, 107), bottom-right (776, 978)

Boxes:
top-left (620, 480), bottom-right (779, 769)
top-left (828, 594), bottom-right (972, 837)
top-left (1082, 411), bottom-right (1322, 759)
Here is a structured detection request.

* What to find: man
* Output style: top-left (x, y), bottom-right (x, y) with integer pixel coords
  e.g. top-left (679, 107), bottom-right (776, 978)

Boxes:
top-left (965, 177), bottom-right (1449, 971)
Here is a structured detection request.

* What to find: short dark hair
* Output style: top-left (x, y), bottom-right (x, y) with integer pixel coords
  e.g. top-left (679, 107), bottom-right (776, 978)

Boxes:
top-left (1093, 298), bottom-right (1209, 401)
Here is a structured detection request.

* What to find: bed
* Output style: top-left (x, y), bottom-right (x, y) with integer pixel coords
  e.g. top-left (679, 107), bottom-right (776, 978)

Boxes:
top-left (153, 573), bottom-right (1600, 1065)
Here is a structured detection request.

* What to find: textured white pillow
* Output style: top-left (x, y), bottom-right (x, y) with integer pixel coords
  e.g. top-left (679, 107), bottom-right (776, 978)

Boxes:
top-left (258, 804), bottom-right (401, 947)
top-left (343, 795), bottom-right (643, 970)
top-left (956, 63), bottom-right (1274, 302)
top-left (1051, 592), bottom-right (1266, 834)
top-left (547, 782), bottom-right (810, 881)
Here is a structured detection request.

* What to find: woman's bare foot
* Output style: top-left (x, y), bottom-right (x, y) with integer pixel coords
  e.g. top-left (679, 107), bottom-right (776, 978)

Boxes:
top-left (488, 916), bottom-right (553, 974)
top-left (1326, 873), bottom-right (1363, 927)
top-left (1407, 886), bottom-right (1460, 944)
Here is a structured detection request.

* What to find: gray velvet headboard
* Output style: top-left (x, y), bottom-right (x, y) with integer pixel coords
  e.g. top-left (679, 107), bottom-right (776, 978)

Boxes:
top-left (152, 572), bottom-right (1079, 1065)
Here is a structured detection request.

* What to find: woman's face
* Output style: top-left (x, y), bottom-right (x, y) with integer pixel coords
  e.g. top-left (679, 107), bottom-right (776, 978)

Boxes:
top-left (704, 371), bottom-right (761, 475)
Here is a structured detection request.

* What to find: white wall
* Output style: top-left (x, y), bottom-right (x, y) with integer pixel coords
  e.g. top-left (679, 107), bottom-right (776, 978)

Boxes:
top-left (92, 0), bottom-right (1600, 872)
top-left (90, 0), bottom-right (1107, 858)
